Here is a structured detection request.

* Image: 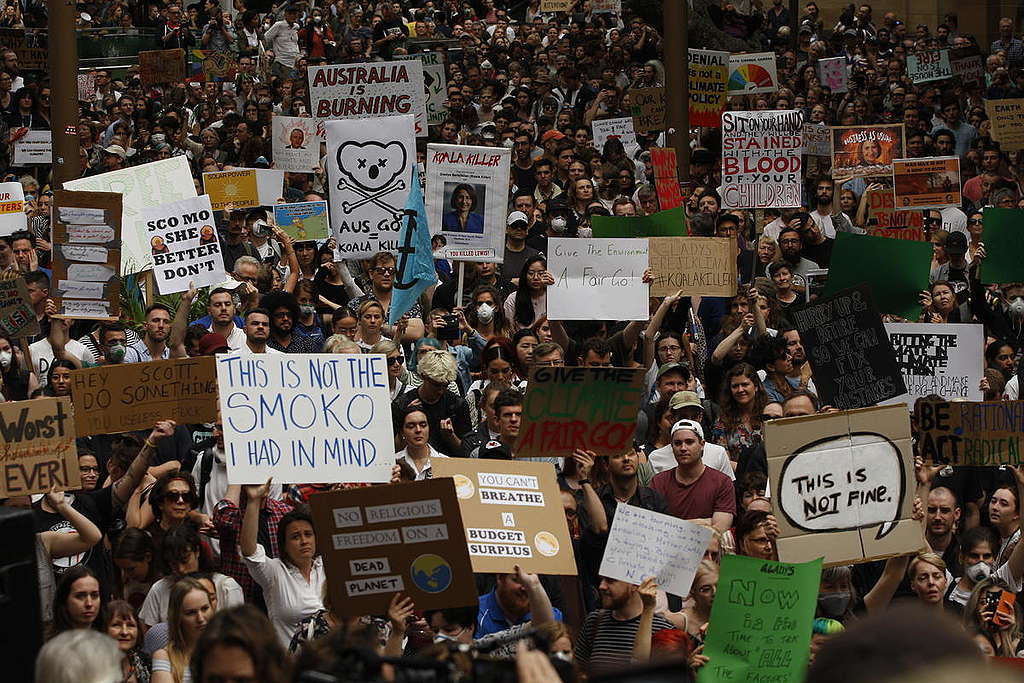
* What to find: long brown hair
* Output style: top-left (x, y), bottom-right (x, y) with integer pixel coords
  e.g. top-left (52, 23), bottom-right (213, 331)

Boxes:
top-left (718, 362), bottom-right (769, 431)
top-left (192, 605), bottom-right (290, 683)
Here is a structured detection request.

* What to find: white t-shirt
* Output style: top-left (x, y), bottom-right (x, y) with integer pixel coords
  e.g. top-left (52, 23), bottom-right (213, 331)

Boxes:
top-left (647, 442), bottom-right (735, 480)
top-left (947, 561), bottom-right (1021, 607)
top-left (209, 324), bottom-right (247, 351)
top-left (809, 210), bottom-right (837, 239)
top-left (29, 338), bottom-right (92, 387)
top-left (139, 573), bottom-right (244, 626)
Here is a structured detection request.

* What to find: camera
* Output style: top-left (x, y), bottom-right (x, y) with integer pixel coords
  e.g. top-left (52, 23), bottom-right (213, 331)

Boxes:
top-left (437, 314), bottom-right (460, 341)
top-left (252, 220), bottom-right (272, 238)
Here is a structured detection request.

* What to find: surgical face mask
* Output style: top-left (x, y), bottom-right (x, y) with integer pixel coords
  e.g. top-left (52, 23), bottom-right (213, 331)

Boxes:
top-left (817, 592), bottom-right (851, 617)
top-left (502, 138), bottom-right (514, 148)
top-left (476, 302), bottom-right (495, 324)
top-left (1008, 296), bottom-right (1024, 318)
top-left (965, 561), bottom-right (994, 583)
top-left (577, 225), bottom-right (593, 238)
top-left (107, 343), bottom-right (126, 363)
top-left (550, 216), bottom-right (567, 233)
top-left (300, 304), bottom-right (315, 317)
top-left (0, 350), bottom-right (11, 370)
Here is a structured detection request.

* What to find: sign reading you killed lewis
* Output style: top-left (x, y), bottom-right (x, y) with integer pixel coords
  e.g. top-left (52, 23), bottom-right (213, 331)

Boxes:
top-left (142, 195), bottom-right (227, 294)
top-left (790, 284), bottom-right (906, 410)
top-left (916, 400), bottom-right (1024, 467)
top-left (308, 61), bottom-right (427, 137)
top-left (766, 405), bottom-right (924, 565)
top-left (309, 478), bottom-right (477, 618)
top-left (0, 397), bottom-right (80, 497)
top-left (648, 237), bottom-right (736, 298)
top-left (884, 322), bottom-right (983, 405)
top-left (721, 110), bottom-right (803, 209)
top-left (217, 353), bottom-right (395, 485)
top-left (432, 458), bottom-right (577, 575)
top-left (517, 366), bottom-right (646, 458)
top-left (70, 357), bottom-right (217, 436)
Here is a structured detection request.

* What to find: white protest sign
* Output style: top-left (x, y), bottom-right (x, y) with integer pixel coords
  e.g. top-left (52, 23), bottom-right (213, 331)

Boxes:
top-left (817, 57), bottom-right (848, 93)
top-left (308, 60), bottom-right (427, 137)
top-left (908, 49), bottom-right (953, 83)
top-left (272, 115), bottom-right (320, 173)
top-left (13, 130), bottom-right (52, 165)
top-left (141, 195), bottom-right (227, 294)
top-left (397, 52), bottom-right (447, 126)
top-left (217, 353), bottom-right (395, 485)
top-left (326, 115), bottom-right (416, 258)
top-left (0, 181), bottom-right (26, 235)
top-left (801, 124), bottom-right (831, 157)
top-left (64, 156), bottom-right (198, 275)
top-left (599, 504), bottom-right (713, 595)
top-left (592, 117), bottom-right (639, 158)
top-left (883, 322), bottom-right (984, 405)
top-left (547, 237), bottom-right (649, 321)
top-left (426, 144), bottom-right (510, 263)
top-left (722, 110), bottom-right (803, 209)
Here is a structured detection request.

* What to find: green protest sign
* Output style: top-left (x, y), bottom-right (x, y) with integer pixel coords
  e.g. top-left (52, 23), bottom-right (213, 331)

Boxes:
top-left (698, 554), bottom-right (822, 683)
top-left (979, 208), bottom-right (1024, 284)
top-left (823, 232), bottom-right (932, 320)
top-left (591, 207), bottom-right (688, 238)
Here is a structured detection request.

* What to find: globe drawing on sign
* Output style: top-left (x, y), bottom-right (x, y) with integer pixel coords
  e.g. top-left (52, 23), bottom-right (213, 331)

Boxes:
top-left (729, 63), bottom-right (774, 91)
top-left (411, 554), bottom-right (453, 594)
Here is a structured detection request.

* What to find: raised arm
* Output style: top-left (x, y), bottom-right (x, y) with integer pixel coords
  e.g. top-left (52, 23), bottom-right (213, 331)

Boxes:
top-left (574, 449), bottom-right (608, 535)
top-left (274, 228), bottom-right (299, 293)
top-left (240, 478), bottom-right (271, 558)
top-left (631, 577), bottom-right (658, 663)
top-left (863, 554), bottom-right (911, 613)
top-left (168, 284), bottom-right (198, 358)
top-left (111, 421), bottom-right (175, 511)
top-left (41, 485), bottom-right (102, 558)
top-left (517, 564), bottom-right (555, 627)
top-left (711, 314), bottom-right (754, 363)
top-left (644, 291), bottom-right (684, 368)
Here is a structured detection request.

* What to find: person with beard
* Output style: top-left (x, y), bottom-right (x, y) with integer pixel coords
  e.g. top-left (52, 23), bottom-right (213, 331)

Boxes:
top-left (237, 308), bottom-right (279, 354)
top-left (797, 212), bottom-right (834, 269)
top-left (126, 304), bottom-right (173, 362)
top-left (782, 327), bottom-right (815, 392)
top-left (772, 225), bottom-right (821, 285)
top-left (261, 291), bottom-right (322, 353)
top-left (808, 178), bottom-right (862, 239)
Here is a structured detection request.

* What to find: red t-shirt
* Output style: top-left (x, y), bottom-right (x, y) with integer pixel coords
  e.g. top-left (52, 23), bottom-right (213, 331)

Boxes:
top-left (650, 466), bottom-right (736, 521)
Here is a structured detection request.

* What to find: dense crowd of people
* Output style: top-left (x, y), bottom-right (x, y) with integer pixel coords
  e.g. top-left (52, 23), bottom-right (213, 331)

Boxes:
top-left (4, 0), bottom-right (1024, 681)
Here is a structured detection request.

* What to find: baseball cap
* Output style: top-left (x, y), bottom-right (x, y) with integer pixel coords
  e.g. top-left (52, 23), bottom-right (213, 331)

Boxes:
top-left (507, 211), bottom-right (529, 227)
top-left (541, 129), bottom-right (566, 143)
top-left (102, 144), bottom-right (127, 159)
top-left (670, 419), bottom-right (704, 440)
top-left (656, 362), bottom-right (691, 380)
top-left (480, 122), bottom-right (497, 139)
top-left (480, 59), bottom-right (494, 69)
top-left (198, 333), bottom-right (230, 355)
top-left (945, 230), bottom-right (967, 256)
top-left (669, 391), bottom-right (703, 411)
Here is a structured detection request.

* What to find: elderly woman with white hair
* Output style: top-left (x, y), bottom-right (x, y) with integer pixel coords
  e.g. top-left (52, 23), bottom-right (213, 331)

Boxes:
top-left (35, 629), bottom-right (123, 683)
top-left (391, 348), bottom-right (472, 458)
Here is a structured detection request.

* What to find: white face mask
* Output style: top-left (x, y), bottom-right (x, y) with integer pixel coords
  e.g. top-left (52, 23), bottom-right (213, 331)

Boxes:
top-left (550, 216), bottom-right (567, 233)
top-left (502, 138), bottom-right (514, 148)
top-left (476, 302), bottom-right (495, 324)
top-left (0, 350), bottom-right (11, 370)
top-left (577, 225), bottom-right (593, 238)
top-left (1008, 296), bottom-right (1024, 318)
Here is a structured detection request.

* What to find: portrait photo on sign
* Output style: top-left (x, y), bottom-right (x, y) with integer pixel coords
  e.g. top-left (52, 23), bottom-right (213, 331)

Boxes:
top-left (441, 181), bottom-right (487, 234)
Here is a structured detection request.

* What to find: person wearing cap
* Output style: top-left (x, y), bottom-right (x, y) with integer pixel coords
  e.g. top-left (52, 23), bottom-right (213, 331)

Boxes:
top-left (649, 419), bottom-right (735, 531)
top-left (928, 230), bottom-right (970, 297)
top-left (648, 391), bottom-right (733, 479)
top-left (502, 210), bottom-right (543, 286)
top-left (100, 144), bottom-right (127, 171)
top-left (196, 333), bottom-right (230, 356)
top-left (540, 128), bottom-right (567, 158)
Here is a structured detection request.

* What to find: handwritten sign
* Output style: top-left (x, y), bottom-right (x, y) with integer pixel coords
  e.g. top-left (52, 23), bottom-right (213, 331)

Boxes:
top-left (139, 49), bottom-right (185, 87)
top-left (13, 130), bottom-right (51, 165)
top-left (396, 51), bottom-right (448, 126)
top-left (0, 181), bottom-right (26, 235)
top-left (274, 201), bottom-right (330, 241)
top-left (907, 49), bottom-right (952, 83)
top-left (547, 237), bottom-right (648, 321)
top-left (540, 0), bottom-right (573, 9)
top-left (70, 357), bottom-right (217, 436)
top-left (917, 400), bottom-right (1024, 467)
top-left (308, 60), bottom-right (427, 137)
top-left (884, 322), bottom-right (983, 405)
top-left (688, 49), bottom-right (728, 127)
top-left (802, 124), bottom-right (831, 157)
top-left (648, 236), bottom-right (736, 298)
top-left (697, 554), bottom-right (821, 683)
top-left (0, 398), bottom-right (79, 497)
top-left (432, 458), bottom-right (577, 574)
top-left (77, 74), bottom-right (96, 102)
top-left (142, 195), bottom-right (227, 294)
top-left (217, 353), bottom-right (395, 485)
top-left (51, 190), bottom-right (122, 321)
top-left (722, 110), bottom-right (803, 209)
top-left (592, 117), bottom-right (639, 157)
top-left (651, 148), bottom-right (685, 211)
top-left (985, 99), bottom-right (1024, 151)
top-left (517, 366), bottom-right (646, 458)
top-left (599, 504), bottom-right (713, 595)
top-left (766, 405), bottom-right (924, 565)
top-left (630, 87), bottom-right (666, 134)
top-left (864, 186), bottom-right (925, 240)
top-left (892, 156), bottom-right (961, 209)
top-left (0, 277), bottom-right (39, 338)
top-left (309, 478), bottom-right (477, 617)
top-left (817, 56), bottom-right (848, 93)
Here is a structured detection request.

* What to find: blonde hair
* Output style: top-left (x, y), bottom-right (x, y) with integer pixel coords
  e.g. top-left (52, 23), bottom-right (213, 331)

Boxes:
top-left (167, 578), bottom-right (210, 683)
top-left (417, 349), bottom-right (457, 384)
top-left (907, 551), bottom-right (946, 579)
top-left (323, 334), bottom-right (362, 354)
top-left (690, 559), bottom-right (720, 598)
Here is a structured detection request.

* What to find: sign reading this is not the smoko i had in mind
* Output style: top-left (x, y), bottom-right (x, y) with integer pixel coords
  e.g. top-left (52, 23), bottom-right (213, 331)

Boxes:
top-left (309, 478), bottom-right (477, 618)
top-left (217, 353), bottom-right (395, 485)
top-left (142, 195), bottom-right (227, 294)
top-left (916, 400), bottom-right (1024, 467)
top-left (0, 397), bottom-right (80, 497)
top-left (721, 110), bottom-right (803, 209)
top-left (547, 237), bottom-right (649, 321)
top-left (432, 458), bottom-right (577, 575)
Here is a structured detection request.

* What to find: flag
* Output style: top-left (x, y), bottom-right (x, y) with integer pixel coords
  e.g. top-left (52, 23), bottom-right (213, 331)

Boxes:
top-left (389, 165), bottom-right (434, 325)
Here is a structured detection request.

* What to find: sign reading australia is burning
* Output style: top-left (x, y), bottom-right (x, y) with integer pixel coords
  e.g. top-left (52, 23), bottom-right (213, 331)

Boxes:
top-left (308, 61), bottom-right (428, 136)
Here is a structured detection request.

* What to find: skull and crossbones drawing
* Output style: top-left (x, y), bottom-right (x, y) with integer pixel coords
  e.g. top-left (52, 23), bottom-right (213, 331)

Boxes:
top-left (335, 141), bottom-right (407, 224)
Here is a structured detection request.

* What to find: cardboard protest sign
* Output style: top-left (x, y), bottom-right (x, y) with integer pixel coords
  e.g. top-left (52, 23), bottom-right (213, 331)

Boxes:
top-left (791, 284), bottom-right (907, 409)
top-left (426, 144), bottom-right (510, 263)
top-left (13, 130), bottom-right (51, 165)
top-left (540, 0), bottom-right (573, 9)
top-left (274, 201), bottom-right (330, 241)
top-left (892, 157), bottom-right (960, 210)
top-left (722, 110), bottom-right (803, 209)
top-left (64, 156), bottom-right (198, 275)
top-left (517, 366), bottom-right (646, 458)
top-left (651, 148), bottom-right (685, 210)
top-left (70, 357), bottom-right (217, 436)
top-left (592, 117), bottom-right (639, 157)
top-left (591, 0), bottom-right (620, 12)
top-left (139, 49), bottom-right (185, 86)
top-left (648, 237), bottom-right (736, 298)
top-left (688, 49), bottom-right (728, 127)
top-left (986, 99), bottom-right (1024, 151)
top-left (0, 28), bottom-right (46, 71)
top-left (0, 181), bottom-right (26, 235)
top-left (591, 207), bottom-right (687, 237)
top-left (822, 232), bottom-right (932, 319)
top-left (202, 169), bottom-right (284, 211)
top-left (141, 195), bottom-right (227, 294)
top-left (884, 322), bottom-right (984, 405)
top-left (907, 49), bottom-right (953, 83)
top-left (864, 186), bottom-right (926, 241)
top-left (432, 458), bottom-right (577, 574)
top-left (766, 405), bottom-right (924, 565)
top-left (817, 56), bottom-right (848, 93)
top-left (979, 208), bottom-right (1024, 284)
top-left (727, 52), bottom-right (779, 94)
top-left (396, 51), bottom-right (447, 126)
top-left (217, 353), bottom-right (395, 485)
top-left (600, 504), bottom-right (713, 595)
top-left (51, 190), bottom-right (122, 321)
top-left (309, 478), bottom-right (477, 617)
top-left (0, 277), bottom-right (39, 338)
top-left (831, 124), bottom-right (905, 178)
top-left (272, 115), bottom-right (320, 173)
top-left (547, 237), bottom-right (649, 321)
top-left (697, 555), bottom-right (821, 683)
top-left (0, 397), bottom-right (79, 497)
top-left (629, 87), bottom-right (665, 134)
top-left (308, 60), bottom-right (427, 137)
top-left (189, 50), bottom-right (237, 82)
top-left (326, 115), bottom-right (416, 258)
top-left (916, 400), bottom-right (1024, 467)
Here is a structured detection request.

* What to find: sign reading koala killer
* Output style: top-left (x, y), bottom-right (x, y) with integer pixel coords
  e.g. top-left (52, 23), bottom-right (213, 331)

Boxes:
top-left (308, 61), bottom-right (428, 137)
top-left (141, 195), bottom-right (227, 294)
top-left (326, 115), bottom-right (416, 258)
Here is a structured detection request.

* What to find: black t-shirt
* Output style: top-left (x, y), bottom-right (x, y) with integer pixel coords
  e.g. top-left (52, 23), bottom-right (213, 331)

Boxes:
top-left (501, 244), bottom-right (542, 284)
top-left (392, 389), bottom-right (472, 458)
top-left (372, 18), bottom-right (408, 59)
top-left (33, 489), bottom-right (115, 593)
top-left (803, 238), bottom-right (834, 270)
top-left (512, 164), bottom-right (537, 194)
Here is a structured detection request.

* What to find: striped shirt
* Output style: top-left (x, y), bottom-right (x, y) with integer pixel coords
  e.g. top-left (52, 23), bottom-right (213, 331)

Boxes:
top-left (574, 609), bottom-right (675, 676)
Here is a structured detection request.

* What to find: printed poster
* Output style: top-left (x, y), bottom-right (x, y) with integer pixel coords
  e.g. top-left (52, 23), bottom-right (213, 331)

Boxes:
top-left (189, 49), bottom-right (237, 82)
top-left (141, 195), bottom-right (227, 294)
top-left (273, 201), bottom-right (330, 241)
top-left (0, 277), bottom-right (38, 338)
top-left (0, 181), bottom-right (26, 235)
top-left (308, 60), bottom-right (428, 137)
top-left (721, 110), bottom-right (803, 209)
top-left (883, 322), bottom-right (984, 405)
top-left (688, 49), bottom-right (728, 127)
top-left (426, 144), bottom-right (510, 263)
top-left (892, 157), bottom-right (961, 210)
top-left (203, 169), bottom-right (284, 211)
top-left (727, 52), bottom-right (779, 95)
top-left (831, 124), bottom-right (905, 178)
top-left (13, 130), bottom-right (52, 165)
top-left (272, 115), bottom-right (320, 173)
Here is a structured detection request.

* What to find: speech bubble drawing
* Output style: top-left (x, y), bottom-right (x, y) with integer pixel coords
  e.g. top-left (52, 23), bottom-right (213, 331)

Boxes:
top-left (777, 432), bottom-right (905, 540)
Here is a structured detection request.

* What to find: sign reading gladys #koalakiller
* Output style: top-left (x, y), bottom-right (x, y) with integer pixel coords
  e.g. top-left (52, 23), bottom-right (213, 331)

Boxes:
top-left (308, 61), bottom-right (427, 137)
top-left (883, 322), bottom-right (983, 405)
top-left (721, 110), bottom-right (803, 209)
top-left (70, 357), bottom-right (218, 436)
top-left (142, 195), bottom-right (227, 294)
top-left (516, 366), bottom-right (646, 458)
top-left (310, 478), bottom-right (477, 618)
top-left (217, 353), bottom-right (395, 484)
top-left (432, 458), bottom-right (577, 574)
top-left (0, 397), bottom-right (80, 497)
top-left (426, 144), bottom-right (510, 263)
top-left (916, 400), bottom-right (1024, 467)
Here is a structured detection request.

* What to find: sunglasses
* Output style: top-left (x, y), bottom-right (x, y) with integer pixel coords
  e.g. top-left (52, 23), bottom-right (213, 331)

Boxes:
top-left (164, 491), bottom-right (194, 503)
top-left (373, 266), bottom-right (396, 275)
top-left (387, 356), bottom-right (405, 366)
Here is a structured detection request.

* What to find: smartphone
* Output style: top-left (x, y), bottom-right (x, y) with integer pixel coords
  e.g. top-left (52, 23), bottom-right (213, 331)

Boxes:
top-left (993, 590), bottom-right (1016, 629)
